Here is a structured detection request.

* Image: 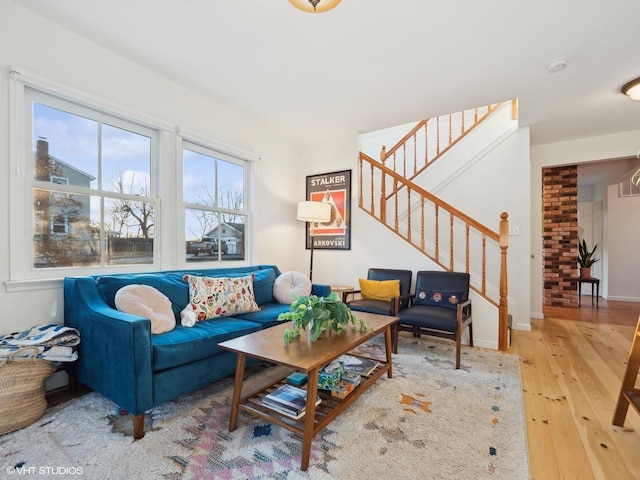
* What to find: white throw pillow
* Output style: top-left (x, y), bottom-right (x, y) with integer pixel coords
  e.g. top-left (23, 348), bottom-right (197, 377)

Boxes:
top-left (273, 271), bottom-right (312, 304)
top-left (180, 304), bottom-right (197, 327)
top-left (115, 284), bottom-right (176, 334)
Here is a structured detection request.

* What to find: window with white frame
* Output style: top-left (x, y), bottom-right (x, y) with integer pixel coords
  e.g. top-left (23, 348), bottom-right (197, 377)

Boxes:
top-left (25, 89), bottom-right (157, 269)
top-left (9, 69), bottom-right (256, 283)
top-left (183, 142), bottom-right (249, 262)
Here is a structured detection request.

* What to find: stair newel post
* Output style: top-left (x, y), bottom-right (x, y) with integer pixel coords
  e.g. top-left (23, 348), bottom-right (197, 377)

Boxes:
top-left (498, 212), bottom-right (509, 351)
top-left (380, 146), bottom-right (387, 222)
top-left (358, 155), bottom-right (364, 210)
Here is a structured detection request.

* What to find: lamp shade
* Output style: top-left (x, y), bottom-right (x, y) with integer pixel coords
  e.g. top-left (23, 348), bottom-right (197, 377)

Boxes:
top-left (297, 201), bottom-right (331, 223)
top-left (289, 0), bottom-right (341, 13)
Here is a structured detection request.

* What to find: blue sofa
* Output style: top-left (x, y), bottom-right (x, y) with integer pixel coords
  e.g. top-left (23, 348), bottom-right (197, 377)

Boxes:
top-left (63, 265), bottom-right (330, 438)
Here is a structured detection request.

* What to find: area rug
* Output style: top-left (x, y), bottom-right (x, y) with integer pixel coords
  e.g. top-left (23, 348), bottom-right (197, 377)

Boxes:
top-left (1, 336), bottom-right (529, 479)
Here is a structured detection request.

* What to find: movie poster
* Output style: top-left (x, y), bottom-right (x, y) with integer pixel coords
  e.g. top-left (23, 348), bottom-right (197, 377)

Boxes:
top-left (305, 169), bottom-right (351, 250)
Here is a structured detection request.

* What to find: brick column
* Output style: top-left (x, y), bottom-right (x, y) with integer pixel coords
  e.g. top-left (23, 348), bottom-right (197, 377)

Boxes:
top-left (542, 166), bottom-right (578, 306)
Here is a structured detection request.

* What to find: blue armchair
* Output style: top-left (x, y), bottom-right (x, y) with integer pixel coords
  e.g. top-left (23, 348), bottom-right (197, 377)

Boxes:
top-left (394, 270), bottom-right (472, 369)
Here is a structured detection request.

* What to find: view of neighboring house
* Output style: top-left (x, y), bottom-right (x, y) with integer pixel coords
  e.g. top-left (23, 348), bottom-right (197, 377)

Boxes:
top-left (33, 139), bottom-right (95, 268)
top-left (206, 222), bottom-right (244, 256)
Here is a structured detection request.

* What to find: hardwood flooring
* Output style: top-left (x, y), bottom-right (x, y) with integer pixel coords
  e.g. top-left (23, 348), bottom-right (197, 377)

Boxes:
top-left (511, 299), bottom-right (640, 479)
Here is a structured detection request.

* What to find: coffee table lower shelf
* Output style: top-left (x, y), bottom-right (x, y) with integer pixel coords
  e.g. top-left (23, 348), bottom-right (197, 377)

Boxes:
top-left (218, 312), bottom-right (398, 471)
top-left (238, 361), bottom-right (388, 438)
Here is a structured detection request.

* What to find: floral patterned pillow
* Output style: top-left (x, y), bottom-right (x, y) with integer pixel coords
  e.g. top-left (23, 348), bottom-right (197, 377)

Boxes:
top-left (183, 274), bottom-right (259, 321)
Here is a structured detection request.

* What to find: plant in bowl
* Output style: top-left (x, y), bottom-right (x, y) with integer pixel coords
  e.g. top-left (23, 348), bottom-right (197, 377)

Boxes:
top-left (578, 238), bottom-right (599, 277)
top-left (278, 292), bottom-right (368, 344)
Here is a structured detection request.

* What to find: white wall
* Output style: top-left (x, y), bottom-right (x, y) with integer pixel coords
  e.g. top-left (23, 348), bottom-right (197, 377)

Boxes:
top-left (606, 183), bottom-right (640, 301)
top-left (530, 129), bottom-right (640, 317)
top-left (0, 1), bottom-right (307, 336)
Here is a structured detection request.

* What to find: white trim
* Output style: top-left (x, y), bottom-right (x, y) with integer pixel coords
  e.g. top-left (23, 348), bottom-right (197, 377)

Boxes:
top-left (177, 126), bottom-right (261, 163)
top-left (10, 65), bottom-right (174, 132)
top-left (606, 296), bottom-right (640, 302)
top-left (4, 277), bottom-right (64, 293)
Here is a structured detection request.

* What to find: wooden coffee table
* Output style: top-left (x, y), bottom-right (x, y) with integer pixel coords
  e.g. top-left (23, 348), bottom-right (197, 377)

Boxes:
top-left (218, 312), bottom-right (398, 471)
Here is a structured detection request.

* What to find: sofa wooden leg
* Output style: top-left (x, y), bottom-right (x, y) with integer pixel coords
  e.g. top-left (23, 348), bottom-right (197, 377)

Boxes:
top-left (133, 413), bottom-right (145, 439)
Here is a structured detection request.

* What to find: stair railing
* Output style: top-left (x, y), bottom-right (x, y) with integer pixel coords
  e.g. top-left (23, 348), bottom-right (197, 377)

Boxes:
top-left (359, 152), bottom-right (510, 350)
top-left (379, 100), bottom-right (516, 191)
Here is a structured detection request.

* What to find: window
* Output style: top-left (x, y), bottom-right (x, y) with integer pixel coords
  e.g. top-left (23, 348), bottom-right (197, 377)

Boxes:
top-left (183, 142), bottom-right (249, 262)
top-left (27, 90), bottom-right (157, 269)
top-left (9, 68), bottom-right (256, 285)
top-left (619, 169), bottom-right (640, 197)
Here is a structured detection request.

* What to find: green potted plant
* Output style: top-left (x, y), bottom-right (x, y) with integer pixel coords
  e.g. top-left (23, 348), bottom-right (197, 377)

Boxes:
top-left (277, 292), bottom-right (367, 344)
top-left (578, 238), bottom-right (599, 278)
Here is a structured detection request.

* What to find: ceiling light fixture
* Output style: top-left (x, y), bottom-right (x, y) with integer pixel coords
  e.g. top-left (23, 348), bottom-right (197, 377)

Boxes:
top-left (545, 58), bottom-right (569, 73)
top-left (289, 0), bottom-right (341, 13)
top-left (621, 77), bottom-right (640, 101)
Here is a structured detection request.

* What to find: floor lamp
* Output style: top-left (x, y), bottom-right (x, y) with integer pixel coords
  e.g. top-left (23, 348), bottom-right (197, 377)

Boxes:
top-left (297, 201), bottom-right (331, 282)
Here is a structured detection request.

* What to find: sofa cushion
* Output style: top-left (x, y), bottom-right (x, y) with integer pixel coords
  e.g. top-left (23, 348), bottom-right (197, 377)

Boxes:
top-left (398, 304), bottom-right (458, 333)
top-left (273, 271), bottom-right (311, 304)
top-left (151, 318), bottom-right (261, 371)
top-left (184, 274), bottom-right (260, 320)
top-left (347, 298), bottom-right (395, 316)
top-left (414, 289), bottom-right (465, 310)
top-left (234, 302), bottom-right (292, 328)
top-left (96, 273), bottom-right (188, 319)
top-left (359, 278), bottom-right (400, 301)
top-left (114, 284), bottom-right (176, 334)
top-left (252, 268), bottom-right (277, 305)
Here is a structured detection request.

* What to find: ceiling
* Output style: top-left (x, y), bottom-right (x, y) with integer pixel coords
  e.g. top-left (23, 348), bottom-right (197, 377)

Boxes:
top-left (10, 0), bottom-right (640, 146)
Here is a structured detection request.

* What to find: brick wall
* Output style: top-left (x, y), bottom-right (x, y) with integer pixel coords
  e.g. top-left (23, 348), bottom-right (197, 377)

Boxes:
top-left (542, 166), bottom-right (578, 306)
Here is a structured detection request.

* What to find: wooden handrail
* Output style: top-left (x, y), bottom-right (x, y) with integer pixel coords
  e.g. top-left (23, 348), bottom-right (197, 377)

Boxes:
top-left (379, 101), bottom-right (515, 197)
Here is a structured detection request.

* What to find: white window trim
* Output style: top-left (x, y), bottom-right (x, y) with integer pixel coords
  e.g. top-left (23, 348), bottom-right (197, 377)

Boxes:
top-left (7, 67), bottom-right (168, 287)
top-left (178, 135), bottom-right (255, 267)
top-left (7, 67), bottom-right (259, 291)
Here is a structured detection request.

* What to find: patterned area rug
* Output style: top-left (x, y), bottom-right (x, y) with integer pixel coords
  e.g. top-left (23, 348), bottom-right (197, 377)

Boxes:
top-left (1, 336), bottom-right (529, 479)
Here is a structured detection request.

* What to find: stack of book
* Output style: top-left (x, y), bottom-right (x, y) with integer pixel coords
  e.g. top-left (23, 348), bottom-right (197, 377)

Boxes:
top-left (335, 354), bottom-right (380, 376)
top-left (262, 384), bottom-right (320, 419)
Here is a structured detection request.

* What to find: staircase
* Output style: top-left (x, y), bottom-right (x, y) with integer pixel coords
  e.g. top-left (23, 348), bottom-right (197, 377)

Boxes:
top-left (358, 101), bottom-right (516, 350)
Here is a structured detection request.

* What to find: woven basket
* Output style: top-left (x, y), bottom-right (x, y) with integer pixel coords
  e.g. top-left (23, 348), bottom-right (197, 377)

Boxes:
top-left (0, 347), bottom-right (55, 435)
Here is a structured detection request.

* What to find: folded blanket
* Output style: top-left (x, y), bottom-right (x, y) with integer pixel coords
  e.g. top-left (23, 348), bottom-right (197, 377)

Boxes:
top-left (0, 346), bottom-right (78, 362)
top-left (0, 323), bottom-right (80, 362)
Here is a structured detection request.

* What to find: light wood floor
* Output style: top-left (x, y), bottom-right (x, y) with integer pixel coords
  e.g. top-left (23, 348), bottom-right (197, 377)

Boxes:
top-left (511, 299), bottom-right (640, 479)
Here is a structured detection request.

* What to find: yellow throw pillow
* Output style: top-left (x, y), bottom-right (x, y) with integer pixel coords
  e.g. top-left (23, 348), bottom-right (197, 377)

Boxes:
top-left (359, 278), bottom-right (400, 301)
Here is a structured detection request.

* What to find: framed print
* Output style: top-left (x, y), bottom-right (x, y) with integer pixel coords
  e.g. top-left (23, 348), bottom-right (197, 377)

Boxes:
top-left (305, 169), bottom-right (351, 250)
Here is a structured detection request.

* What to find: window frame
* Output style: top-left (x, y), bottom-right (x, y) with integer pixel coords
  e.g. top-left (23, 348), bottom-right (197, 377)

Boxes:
top-left (180, 138), bottom-right (253, 265)
top-left (8, 67), bottom-right (259, 291)
top-left (8, 68), bottom-right (168, 286)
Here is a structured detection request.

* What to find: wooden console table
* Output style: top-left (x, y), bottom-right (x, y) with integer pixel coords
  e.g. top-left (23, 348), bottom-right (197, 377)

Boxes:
top-left (577, 277), bottom-right (600, 308)
top-left (218, 312), bottom-right (398, 471)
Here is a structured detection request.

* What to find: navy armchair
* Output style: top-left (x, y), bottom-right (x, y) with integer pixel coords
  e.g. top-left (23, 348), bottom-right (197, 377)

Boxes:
top-left (394, 270), bottom-right (472, 369)
top-left (342, 268), bottom-right (412, 316)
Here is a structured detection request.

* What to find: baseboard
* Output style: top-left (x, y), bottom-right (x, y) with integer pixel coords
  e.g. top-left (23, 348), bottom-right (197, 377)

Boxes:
top-left (473, 339), bottom-right (498, 350)
top-left (514, 322), bottom-right (532, 332)
top-left (606, 296), bottom-right (640, 303)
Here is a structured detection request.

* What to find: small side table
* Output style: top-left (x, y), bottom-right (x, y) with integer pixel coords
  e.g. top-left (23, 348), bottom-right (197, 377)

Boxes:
top-left (578, 277), bottom-right (600, 308)
top-left (330, 285), bottom-right (354, 293)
